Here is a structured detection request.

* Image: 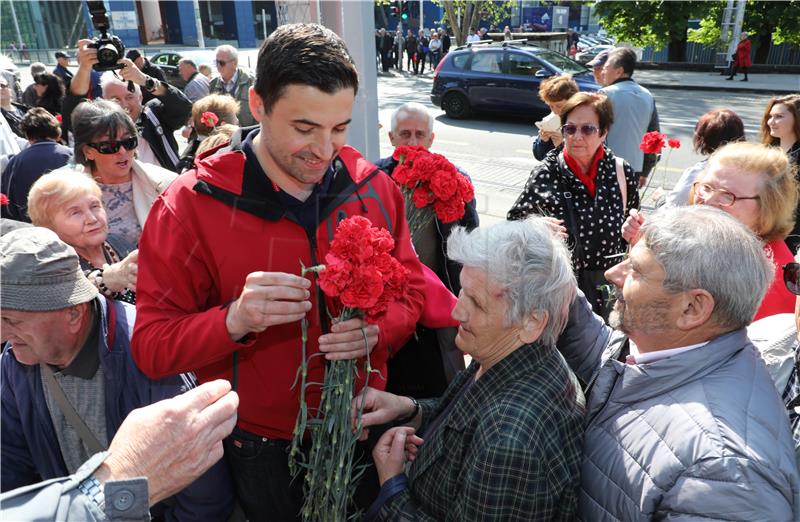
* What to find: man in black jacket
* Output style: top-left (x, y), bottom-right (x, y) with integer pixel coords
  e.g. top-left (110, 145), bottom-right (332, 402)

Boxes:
top-left (374, 102), bottom-right (479, 398)
top-left (405, 29), bottom-right (418, 73)
top-left (126, 49), bottom-right (166, 103)
top-left (63, 39), bottom-right (191, 173)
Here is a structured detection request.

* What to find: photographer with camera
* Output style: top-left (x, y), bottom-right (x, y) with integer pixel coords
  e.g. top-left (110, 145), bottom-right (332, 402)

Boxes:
top-left (62, 39), bottom-right (191, 173)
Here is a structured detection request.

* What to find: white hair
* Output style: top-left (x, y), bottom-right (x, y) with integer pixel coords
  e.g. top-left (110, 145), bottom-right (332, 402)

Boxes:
top-left (447, 217), bottom-right (577, 347)
top-left (100, 71), bottom-right (140, 96)
top-left (642, 205), bottom-right (773, 330)
top-left (215, 45), bottom-right (238, 61)
top-left (390, 102), bottom-right (434, 134)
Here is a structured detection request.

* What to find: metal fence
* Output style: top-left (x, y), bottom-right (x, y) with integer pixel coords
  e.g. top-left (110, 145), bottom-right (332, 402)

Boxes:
top-left (640, 40), bottom-right (800, 66)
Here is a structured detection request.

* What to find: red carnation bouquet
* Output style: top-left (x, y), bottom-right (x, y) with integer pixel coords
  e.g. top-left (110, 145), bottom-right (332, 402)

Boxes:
top-left (391, 146), bottom-right (475, 244)
top-left (290, 216), bottom-right (409, 521)
top-left (639, 131), bottom-right (681, 204)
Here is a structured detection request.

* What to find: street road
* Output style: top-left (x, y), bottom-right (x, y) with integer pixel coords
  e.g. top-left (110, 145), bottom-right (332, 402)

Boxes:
top-left (375, 72), bottom-right (773, 222)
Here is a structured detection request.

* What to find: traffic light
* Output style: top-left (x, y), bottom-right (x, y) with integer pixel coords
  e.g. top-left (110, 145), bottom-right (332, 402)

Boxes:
top-left (400, 1), bottom-right (409, 21)
top-left (391, 1), bottom-right (401, 17)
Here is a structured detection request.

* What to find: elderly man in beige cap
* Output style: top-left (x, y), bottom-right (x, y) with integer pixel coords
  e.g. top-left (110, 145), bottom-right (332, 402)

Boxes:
top-left (0, 227), bottom-right (234, 521)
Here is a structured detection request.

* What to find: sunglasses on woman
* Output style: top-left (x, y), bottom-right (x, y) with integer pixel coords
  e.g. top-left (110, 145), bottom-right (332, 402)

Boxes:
top-left (784, 263), bottom-right (800, 296)
top-left (87, 136), bottom-right (138, 154)
top-left (561, 123), bottom-right (600, 137)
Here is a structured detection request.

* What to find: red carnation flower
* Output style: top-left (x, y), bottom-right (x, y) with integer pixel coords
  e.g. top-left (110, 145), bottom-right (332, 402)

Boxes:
top-left (0, 193), bottom-right (8, 206)
top-left (668, 138), bottom-right (681, 149)
top-left (640, 131), bottom-right (666, 155)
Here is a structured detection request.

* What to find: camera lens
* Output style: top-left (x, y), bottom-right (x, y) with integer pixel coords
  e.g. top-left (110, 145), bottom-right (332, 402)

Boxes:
top-left (97, 43), bottom-right (119, 64)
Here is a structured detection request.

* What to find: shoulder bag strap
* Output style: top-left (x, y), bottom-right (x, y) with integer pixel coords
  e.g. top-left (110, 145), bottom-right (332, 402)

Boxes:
top-left (39, 364), bottom-right (105, 454)
top-left (555, 155), bottom-right (585, 261)
top-left (615, 156), bottom-right (627, 216)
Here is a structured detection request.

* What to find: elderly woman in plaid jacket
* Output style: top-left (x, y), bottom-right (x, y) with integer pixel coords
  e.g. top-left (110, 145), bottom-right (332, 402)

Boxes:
top-left (356, 217), bottom-right (586, 521)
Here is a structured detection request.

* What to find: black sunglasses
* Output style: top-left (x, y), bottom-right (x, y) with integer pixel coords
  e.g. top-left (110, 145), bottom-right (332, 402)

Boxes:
top-left (215, 59), bottom-right (229, 67)
top-left (87, 136), bottom-right (138, 154)
top-left (561, 123), bottom-right (600, 137)
top-left (784, 262), bottom-right (800, 296)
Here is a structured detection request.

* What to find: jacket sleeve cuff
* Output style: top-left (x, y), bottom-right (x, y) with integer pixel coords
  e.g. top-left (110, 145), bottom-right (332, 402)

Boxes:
top-left (365, 474), bottom-right (408, 520)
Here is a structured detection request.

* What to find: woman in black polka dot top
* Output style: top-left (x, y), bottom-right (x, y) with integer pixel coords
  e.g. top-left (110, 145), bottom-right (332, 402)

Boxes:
top-left (508, 92), bottom-right (639, 319)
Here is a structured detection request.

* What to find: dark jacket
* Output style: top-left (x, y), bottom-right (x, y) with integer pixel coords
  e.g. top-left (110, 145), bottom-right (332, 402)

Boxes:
top-left (367, 342), bottom-right (585, 521)
top-left (532, 134), bottom-right (559, 161)
top-left (441, 33), bottom-right (451, 53)
top-left (62, 82), bottom-right (191, 172)
top-left (1, 140), bottom-right (72, 222)
top-left (405, 35), bottom-right (418, 55)
top-left (140, 59), bottom-right (167, 104)
top-left (53, 64), bottom-right (73, 92)
top-left (0, 102), bottom-right (29, 138)
top-left (0, 297), bottom-right (234, 520)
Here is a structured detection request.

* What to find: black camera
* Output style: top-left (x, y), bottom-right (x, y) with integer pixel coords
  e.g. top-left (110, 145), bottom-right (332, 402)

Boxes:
top-left (86, 1), bottom-right (125, 72)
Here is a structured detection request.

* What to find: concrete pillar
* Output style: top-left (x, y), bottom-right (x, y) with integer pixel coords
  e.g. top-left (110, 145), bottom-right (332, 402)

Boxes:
top-left (340, 1), bottom-right (379, 160)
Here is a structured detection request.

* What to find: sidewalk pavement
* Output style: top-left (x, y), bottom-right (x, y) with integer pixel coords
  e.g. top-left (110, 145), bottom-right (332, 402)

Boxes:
top-left (636, 69), bottom-right (799, 94)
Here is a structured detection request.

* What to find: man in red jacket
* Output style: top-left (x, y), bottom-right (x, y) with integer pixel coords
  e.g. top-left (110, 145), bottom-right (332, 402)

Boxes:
top-left (131, 23), bottom-right (426, 521)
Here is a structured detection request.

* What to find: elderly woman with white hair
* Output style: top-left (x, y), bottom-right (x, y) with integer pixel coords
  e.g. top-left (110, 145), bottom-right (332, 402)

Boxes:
top-left (27, 168), bottom-right (137, 304)
top-left (356, 217), bottom-right (586, 521)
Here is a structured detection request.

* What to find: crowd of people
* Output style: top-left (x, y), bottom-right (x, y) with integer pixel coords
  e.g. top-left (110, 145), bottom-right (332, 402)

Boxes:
top-left (376, 26), bottom-right (451, 74)
top-left (0, 20), bottom-right (800, 522)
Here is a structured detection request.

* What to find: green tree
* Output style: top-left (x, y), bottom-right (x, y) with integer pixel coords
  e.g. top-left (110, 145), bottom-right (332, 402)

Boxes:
top-left (594, 1), bottom-right (711, 62)
top-left (689, 1), bottom-right (800, 63)
top-left (437, 1), bottom-right (514, 46)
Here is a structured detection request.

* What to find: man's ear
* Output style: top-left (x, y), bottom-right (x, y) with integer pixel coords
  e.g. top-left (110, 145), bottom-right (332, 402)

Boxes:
top-left (248, 87), bottom-right (264, 122)
top-left (676, 289), bottom-right (715, 331)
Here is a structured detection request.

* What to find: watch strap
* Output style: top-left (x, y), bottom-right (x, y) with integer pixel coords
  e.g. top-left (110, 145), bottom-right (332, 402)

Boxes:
top-left (78, 475), bottom-right (105, 510)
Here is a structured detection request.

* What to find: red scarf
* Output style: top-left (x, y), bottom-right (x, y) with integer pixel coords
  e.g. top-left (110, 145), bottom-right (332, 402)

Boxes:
top-left (563, 146), bottom-right (605, 197)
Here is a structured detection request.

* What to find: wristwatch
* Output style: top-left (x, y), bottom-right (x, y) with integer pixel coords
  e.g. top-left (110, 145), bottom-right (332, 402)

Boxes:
top-left (144, 76), bottom-right (159, 93)
top-left (78, 475), bottom-right (105, 510)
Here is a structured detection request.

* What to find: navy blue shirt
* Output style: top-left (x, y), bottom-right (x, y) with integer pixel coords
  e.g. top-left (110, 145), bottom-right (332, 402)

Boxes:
top-left (1, 140), bottom-right (73, 222)
top-left (241, 129), bottom-right (334, 234)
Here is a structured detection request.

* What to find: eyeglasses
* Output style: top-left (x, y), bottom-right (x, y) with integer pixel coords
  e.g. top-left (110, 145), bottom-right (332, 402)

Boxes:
top-left (561, 123), bottom-right (600, 137)
top-left (784, 262), bottom-right (800, 295)
top-left (691, 181), bottom-right (760, 207)
top-left (87, 136), bottom-right (138, 154)
top-left (215, 59), bottom-right (229, 67)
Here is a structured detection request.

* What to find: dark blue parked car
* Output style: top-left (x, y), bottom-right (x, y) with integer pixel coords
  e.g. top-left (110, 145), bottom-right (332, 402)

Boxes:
top-left (431, 42), bottom-right (599, 119)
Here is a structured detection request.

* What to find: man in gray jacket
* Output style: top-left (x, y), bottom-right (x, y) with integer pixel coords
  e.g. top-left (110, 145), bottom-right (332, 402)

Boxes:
top-left (558, 205), bottom-right (799, 521)
top-left (601, 47), bottom-right (660, 187)
top-left (209, 45), bottom-right (256, 127)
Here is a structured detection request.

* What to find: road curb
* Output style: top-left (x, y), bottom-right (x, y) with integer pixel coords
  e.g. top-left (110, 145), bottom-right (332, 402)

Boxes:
top-left (639, 82), bottom-right (798, 95)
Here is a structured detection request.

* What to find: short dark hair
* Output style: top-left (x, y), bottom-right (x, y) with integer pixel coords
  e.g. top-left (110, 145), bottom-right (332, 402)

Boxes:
top-left (606, 47), bottom-right (637, 77)
top-left (254, 23), bottom-right (359, 115)
top-left (178, 58), bottom-right (197, 69)
top-left (33, 72), bottom-right (65, 100)
top-left (71, 99), bottom-right (138, 170)
top-left (20, 107), bottom-right (61, 141)
top-left (560, 92), bottom-right (614, 134)
top-left (693, 109), bottom-right (745, 156)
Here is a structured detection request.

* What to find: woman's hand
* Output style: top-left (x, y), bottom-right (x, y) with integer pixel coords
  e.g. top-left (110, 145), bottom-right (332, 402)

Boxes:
top-left (352, 387), bottom-right (418, 440)
top-left (621, 209), bottom-right (645, 245)
top-left (542, 130), bottom-right (563, 147)
top-left (102, 250), bottom-right (138, 292)
top-left (541, 216), bottom-right (568, 240)
top-left (372, 427), bottom-right (424, 486)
